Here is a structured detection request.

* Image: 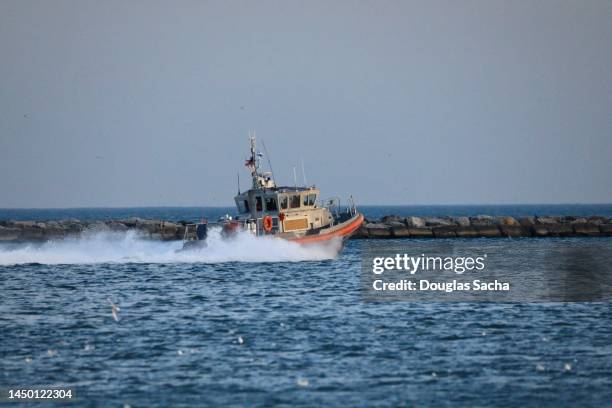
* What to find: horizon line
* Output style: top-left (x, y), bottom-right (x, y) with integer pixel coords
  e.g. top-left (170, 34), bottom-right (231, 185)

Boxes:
top-left (2, 202), bottom-right (612, 211)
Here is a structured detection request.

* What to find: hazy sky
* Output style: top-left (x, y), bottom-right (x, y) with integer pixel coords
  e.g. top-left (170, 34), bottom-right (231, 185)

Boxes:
top-left (1, 0), bottom-right (611, 208)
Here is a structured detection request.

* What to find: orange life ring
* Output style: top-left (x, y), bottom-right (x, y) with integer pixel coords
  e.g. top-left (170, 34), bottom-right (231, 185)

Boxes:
top-left (263, 215), bottom-right (273, 232)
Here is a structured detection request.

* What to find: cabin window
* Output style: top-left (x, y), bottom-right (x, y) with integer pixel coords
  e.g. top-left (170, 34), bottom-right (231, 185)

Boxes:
top-left (290, 194), bottom-right (301, 209)
top-left (308, 194), bottom-right (317, 206)
top-left (265, 197), bottom-right (278, 212)
top-left (303, 193), bottom-right (317, 207)
top-left (255, 196), bottom-right (263, 211)
top-left (279, 195), bottom-right (288, 210)
top-left (238, 200), bottom-right (249, 213)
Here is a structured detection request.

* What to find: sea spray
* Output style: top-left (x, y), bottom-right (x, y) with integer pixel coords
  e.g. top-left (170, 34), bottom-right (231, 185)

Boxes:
top-left (0, 228), bottom-right (341, 266)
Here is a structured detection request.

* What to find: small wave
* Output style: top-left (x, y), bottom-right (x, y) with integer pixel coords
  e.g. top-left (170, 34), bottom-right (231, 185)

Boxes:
top-left (0, 228), bottom-right (341, 266)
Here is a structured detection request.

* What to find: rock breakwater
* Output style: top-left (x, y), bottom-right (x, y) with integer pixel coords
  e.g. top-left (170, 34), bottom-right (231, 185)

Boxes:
top-left (353, 215), bottom-right (612, 238)
top-left (0, 218), bottom-right (187, 242)
top-left (1, 215), bottom-right (611, 242)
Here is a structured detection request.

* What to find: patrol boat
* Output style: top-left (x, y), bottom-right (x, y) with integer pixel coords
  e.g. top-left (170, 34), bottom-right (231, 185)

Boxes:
top-left (183, 136), bottom-right (364, 248)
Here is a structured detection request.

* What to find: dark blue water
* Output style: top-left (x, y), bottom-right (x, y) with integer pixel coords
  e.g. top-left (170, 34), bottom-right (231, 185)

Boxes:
top-left (2, 204), bottom-right (612, 222)
top-left (1, 206), bottom-right (611, 406)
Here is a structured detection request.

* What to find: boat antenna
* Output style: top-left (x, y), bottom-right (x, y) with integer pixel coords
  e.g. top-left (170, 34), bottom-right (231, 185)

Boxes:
top-left (261, 139), bottom-right (275, 182)
top-left (300, 157), bottom-right (307, 186)
top-left (248, 131), bottom-right (258, 189)
top-left (293, 166), bottom-right (297, 190)
top-left (237, 172), bottom-right (240, 194)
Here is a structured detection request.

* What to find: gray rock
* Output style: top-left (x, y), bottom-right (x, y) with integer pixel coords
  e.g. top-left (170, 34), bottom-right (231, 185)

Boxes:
top-left (536, 216), bottom-right (558, 225)
top-left (406, 228), bottom-right (433, 238)
top-left (405, 216), bottom-right (425, 228)
top-left (139, 219), bottom-right (164, 233)
top-left (160, 221), bottom-right (179, 237)
top-left (549, 224), bottom-right (574, 236)
top-left (599, 224), bottom-right (612, 236)
top-left (84, 221), bottom-right (109, 233)
top-left (19, 225), bottom-right (45, 240)
top-left (500, 226), bottom-right (529, 237)
top-left (455, 227), bottom-right (479, 238)
top-left (518, 216), bottom-right (535, 226)
top-left (570, 218), bottom-right (588, 224)
top-left (475, 225), bottom-right (501, 237)
top-left (13, 220), bottom-right (37, 228)
top-left (120, 218), bottom-right (138, 227)
top-left (62, 222), bottom-right (84, 233)
top-left (533, 225), bottom-right (550, 237)
top-left (424, 217), bottom-right (455, 227)
top-left (587, 216), bottom-right (607, 225)
top-left (573, 224), bottom-right (600, 236)
top-left (455, 217), bottom-right (470, 227)
top-left (44, 222), bottom-right (67, 238)
top-left (533, 224), bottom-right (573, 236)
top-left (470, 215), bottom-right (494, 227)
top-left (391, 225), bottom-right (410, 237)
top-left (533, 224), bottom-right (573, 237)
top-left (0, 226), bottom-right (20, 241)
top-left (381, 215), bottom-right (403, 224)
top-left (176, 225), bottom-right (188, 239)
top-left (432, 226), bottom-right (457, 238)
top-left (108, 222), bottom-right (129, 232)
top-left (140, 219), bottom-right (162, 226)
top-left (366, 223), bottom-right (392, 238)
top-left (495, 216), bottom-right (520, 226)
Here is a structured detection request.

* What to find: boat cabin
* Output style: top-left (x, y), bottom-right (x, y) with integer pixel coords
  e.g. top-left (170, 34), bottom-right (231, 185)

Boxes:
top-left (234, 186), bottom-right (333, 235)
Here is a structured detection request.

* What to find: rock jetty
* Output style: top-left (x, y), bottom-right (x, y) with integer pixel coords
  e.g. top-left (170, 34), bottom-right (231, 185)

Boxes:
top-left (0, 215), bottom-right (611, 242)
top-left (353, 215), bottom-right (612, 238)
top-left (0, 218), bottom-right (187, 242)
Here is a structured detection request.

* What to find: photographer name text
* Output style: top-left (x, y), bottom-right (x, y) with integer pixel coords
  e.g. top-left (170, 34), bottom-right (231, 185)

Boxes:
top-left (371, 254), bottom-right (510, 293)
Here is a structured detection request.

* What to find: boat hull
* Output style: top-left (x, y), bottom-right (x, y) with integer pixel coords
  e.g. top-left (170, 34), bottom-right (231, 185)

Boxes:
top-left (286, 213), bottom-right (364, 244)
top-left (183, 213), bottom-right (364, 250)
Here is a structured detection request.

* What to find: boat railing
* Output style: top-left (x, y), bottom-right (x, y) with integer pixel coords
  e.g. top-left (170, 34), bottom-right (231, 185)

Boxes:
top-left (183, 224), bottom-right (198, 241)
top-left (323, 196), bottom-right (358, 222)
top-left (348, 195), bottom-right (357, 216)
top-left (323, 197), bottom-right (341, 223)
top-left (184, 221), bottom-right (210, 241)
top-left (183, 223), bottom-right (199, 241)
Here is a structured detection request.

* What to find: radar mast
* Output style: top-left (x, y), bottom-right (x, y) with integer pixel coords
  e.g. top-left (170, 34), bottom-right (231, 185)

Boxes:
top-left (245, 133), bottom-right (276, 190)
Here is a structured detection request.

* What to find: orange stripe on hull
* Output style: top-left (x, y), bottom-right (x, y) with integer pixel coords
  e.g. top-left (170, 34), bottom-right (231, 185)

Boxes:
top-left (287, 214), bottom-right (364, 244)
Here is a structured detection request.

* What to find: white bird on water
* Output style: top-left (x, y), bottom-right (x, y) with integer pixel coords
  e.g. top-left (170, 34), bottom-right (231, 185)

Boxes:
top-left (108, 298), bottom-right (120, 322)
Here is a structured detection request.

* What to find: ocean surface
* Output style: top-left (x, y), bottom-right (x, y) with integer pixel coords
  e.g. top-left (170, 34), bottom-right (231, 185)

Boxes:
top-left (1, 205), bottom-right (611, 407)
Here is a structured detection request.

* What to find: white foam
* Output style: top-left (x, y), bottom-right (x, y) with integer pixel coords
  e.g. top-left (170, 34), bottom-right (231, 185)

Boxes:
top-left (0, 228), bottom-right (341, 265)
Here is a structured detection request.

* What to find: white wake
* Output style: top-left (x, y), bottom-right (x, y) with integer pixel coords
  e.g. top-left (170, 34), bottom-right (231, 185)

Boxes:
top-left (0, 228), bottom-right (341, 266)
